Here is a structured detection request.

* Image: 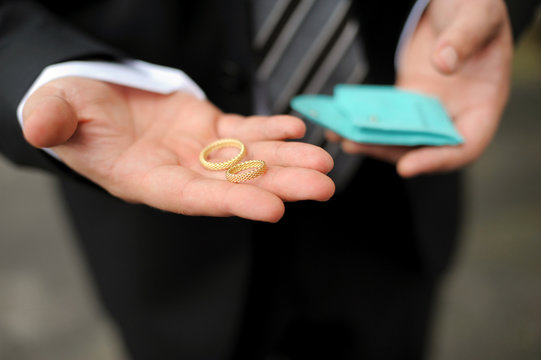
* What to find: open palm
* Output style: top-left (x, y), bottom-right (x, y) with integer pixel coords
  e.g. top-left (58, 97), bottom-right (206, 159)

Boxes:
top-left (22, 77), bottom-right (335, 222)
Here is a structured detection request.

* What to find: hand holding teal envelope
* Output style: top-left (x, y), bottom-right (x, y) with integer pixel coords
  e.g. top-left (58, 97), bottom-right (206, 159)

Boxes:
top-left (291, 85), bottom-right (463, 146)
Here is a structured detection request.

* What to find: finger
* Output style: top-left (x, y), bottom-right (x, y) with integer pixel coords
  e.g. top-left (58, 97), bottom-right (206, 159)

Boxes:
top-left (249, 166), bottom-right (335, 202)
top-left (248, 141), bottom-right (334, 174)
top-left (129, 166), bottom-right (286, 222)
top-left (194, 162), bottom-right (335, 202)
top-left (396, 145), bottom-right (466, 178)
top-left (217, 114), bottom-right (306, 141)
top-left (432, 1), bottom-right (505, 74)
top-left (192, 140), bottom-right (335, 201)
top-left (341, 140), bottom-right (410, 164)
top-left (324, 129), bottom-right (342, 143)
top-left (397, 106), bottom-right (498, 177)
top-left (22, 85), bottom-right (78, 148)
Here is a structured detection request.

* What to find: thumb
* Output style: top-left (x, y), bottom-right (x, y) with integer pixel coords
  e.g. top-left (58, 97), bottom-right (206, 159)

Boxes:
top-left (431, 1), bottom-right (505, 74)
top-left (22, 85), bottom-right (78, 149)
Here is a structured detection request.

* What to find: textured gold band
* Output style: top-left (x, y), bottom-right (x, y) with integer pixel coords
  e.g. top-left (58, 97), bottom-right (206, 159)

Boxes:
top-left (199, 138), bottom-right (246, 170)
top-left (226, 160), bottom-right (267, 183)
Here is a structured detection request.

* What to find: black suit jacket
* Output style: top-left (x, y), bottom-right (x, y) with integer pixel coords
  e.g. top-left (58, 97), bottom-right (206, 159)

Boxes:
top-left (0, 1), bottom-right (538, 359)
top-left (0, 0), bottom-right (451, 265)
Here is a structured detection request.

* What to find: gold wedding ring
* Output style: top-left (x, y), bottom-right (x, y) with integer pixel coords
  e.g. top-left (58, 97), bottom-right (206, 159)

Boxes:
top-left (200, 139), bottom-right (267, 182)
top-left (199, 138), bottom-right (246, 170)
top-left (226, 160), bottom-right (267, 183)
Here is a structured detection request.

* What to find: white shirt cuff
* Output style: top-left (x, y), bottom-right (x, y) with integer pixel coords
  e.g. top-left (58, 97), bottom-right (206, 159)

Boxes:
top-left (16, 59), bottom-right (206, 159)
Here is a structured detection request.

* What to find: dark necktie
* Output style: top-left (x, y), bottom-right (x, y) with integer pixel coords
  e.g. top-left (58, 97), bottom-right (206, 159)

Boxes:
top-left (252, 0), bottom-right (367, 191)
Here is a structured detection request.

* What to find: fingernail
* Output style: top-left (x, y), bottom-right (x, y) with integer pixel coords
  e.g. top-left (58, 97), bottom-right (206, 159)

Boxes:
top-left (439, 46), bottom-right (458, 72)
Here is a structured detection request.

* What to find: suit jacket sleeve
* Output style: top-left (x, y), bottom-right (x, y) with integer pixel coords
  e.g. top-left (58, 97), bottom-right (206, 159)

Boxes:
top-left (0, 1), bottom-right (123, 174)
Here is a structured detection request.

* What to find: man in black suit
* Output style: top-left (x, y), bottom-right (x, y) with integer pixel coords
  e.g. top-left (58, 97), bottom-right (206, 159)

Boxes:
top-left (0, 0), bottom-right (537, 359)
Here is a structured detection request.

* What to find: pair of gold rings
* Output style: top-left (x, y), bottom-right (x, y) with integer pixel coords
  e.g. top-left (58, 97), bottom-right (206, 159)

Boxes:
top-left (199, 138), bottom-right (267, 183)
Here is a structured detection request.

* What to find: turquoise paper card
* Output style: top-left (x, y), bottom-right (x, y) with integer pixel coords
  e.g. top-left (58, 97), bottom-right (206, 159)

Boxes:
top-left (290, 85), bottom-right (463, 146)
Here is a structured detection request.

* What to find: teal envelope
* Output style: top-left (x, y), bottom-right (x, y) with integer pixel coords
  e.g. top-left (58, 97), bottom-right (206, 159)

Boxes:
top-left (290, 84), bottom-right (463, 146)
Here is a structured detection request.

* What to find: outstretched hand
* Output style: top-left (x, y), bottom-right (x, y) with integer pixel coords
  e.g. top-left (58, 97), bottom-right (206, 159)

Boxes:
top-left (337, 0), bottom-right (513, 177)
top-left (22, 77), bottom-right (335, 222)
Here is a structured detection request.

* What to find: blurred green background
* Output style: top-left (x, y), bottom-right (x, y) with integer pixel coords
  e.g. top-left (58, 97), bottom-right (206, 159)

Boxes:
top-left (429, 10), bottom-right (541, 360)
top-left (1, 11), bottom-right (541, 360)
